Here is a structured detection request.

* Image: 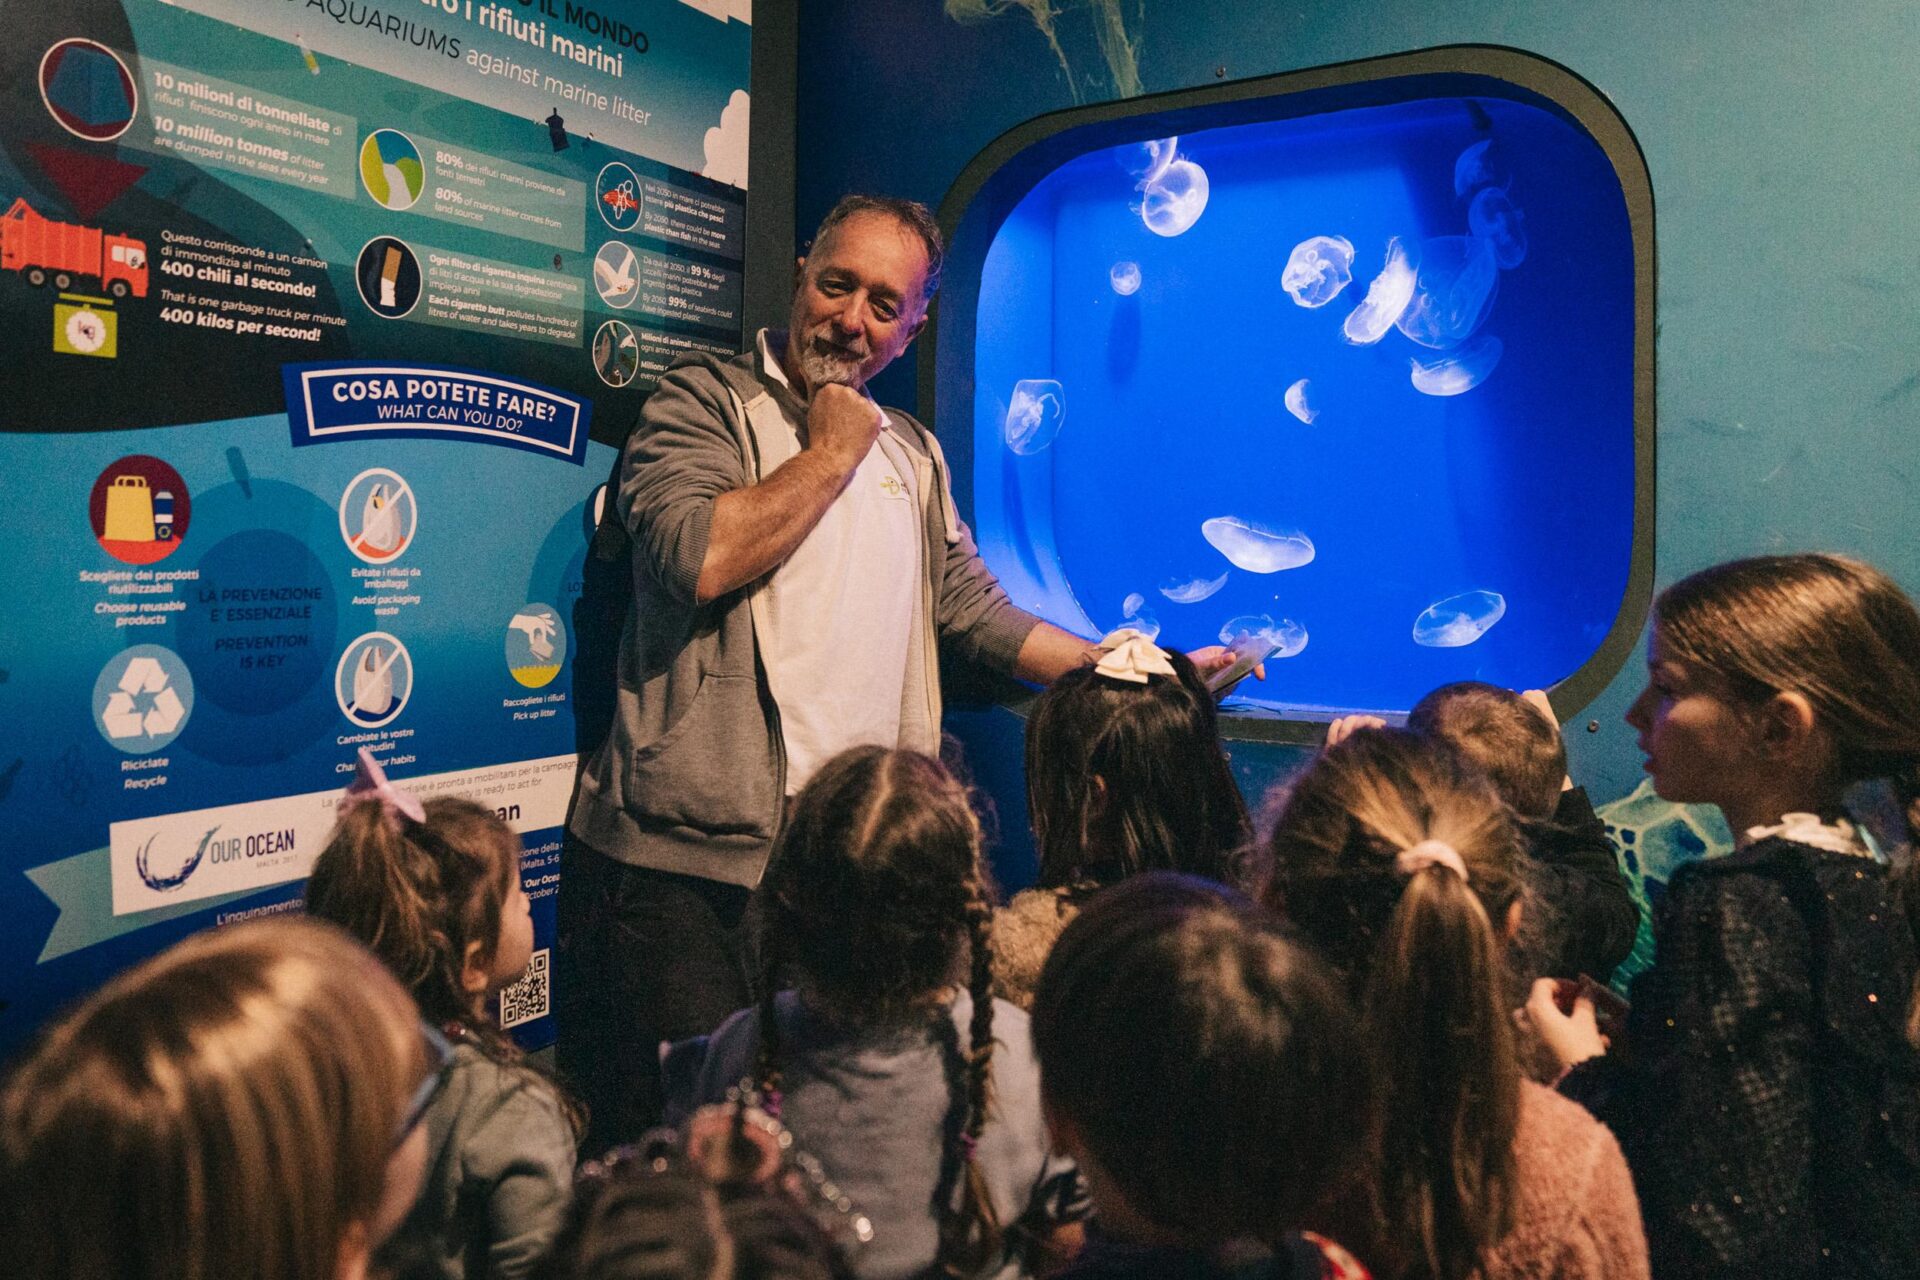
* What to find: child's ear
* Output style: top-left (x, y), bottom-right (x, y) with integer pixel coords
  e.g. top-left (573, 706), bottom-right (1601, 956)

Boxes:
top-left (1759, 691), bottom-right (1819, 759)
top-left (460, 939), bottom-right (490, 997)
top-left (1505, 898), bottom-right (1524, 943)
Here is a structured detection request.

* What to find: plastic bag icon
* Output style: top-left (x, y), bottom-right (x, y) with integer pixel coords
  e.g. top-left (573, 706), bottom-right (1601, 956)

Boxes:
top-left (360, 484), bottom-right (402, 555)
top-left (351, 644), bottom-right (395, 717)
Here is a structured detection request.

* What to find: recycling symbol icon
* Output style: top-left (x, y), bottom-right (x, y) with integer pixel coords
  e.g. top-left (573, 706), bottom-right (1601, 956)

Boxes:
top-left (93, 645), bottom-right (195, 754)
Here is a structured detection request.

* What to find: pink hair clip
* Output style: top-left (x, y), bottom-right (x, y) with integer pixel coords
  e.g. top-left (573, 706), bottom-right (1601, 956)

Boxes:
top-left (339, 747), bottom-right (425, 828)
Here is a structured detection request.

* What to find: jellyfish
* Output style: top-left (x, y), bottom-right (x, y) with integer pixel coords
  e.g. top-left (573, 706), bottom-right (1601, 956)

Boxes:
top-left (1121, 135), bottom-right (1179, 187)
top-left (1004, 379), bottom-right (1066, 454)
top-left (1218, 613), bottom-right (1309, 659)
top-left (1201, 517), bottom-right (1316, 573)
top-left (1468, 187), bottom-right (1528, 269)
top-left (1281, 235), bottom-right (1356, 308)
top-left (1119, 606), bottom-right (1161, 641)
top-left (1410, 335), bottom-right (1504, 397)
top-left (1453, 139), bottom-right (1509, 197)
top-left (1159, 572), bottom-right (1228, 604)
top-left (1340, 238), bottom-right (1419, 346)
top-left (1109, 260), bottom-right (1142, 295)
top-left (1412, 589), bottom-right (1507, 648)
top-left (1394, 235), bottom-right (1500, 349)
top-left (1140, 159), bottom-right (1209, 237)
top-left (1284, 378), bottom-right (1318, 424)
top-left (1122, 592), bottom-right (1145, 617)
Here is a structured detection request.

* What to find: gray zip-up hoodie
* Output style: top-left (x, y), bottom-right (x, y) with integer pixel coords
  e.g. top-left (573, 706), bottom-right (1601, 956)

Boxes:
top-left (569, 342), bottom-right (1042, 887)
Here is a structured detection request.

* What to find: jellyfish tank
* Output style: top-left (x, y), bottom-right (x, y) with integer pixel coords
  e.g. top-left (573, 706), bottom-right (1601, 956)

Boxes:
top-left (930, 47), bottom-right (1654, 733)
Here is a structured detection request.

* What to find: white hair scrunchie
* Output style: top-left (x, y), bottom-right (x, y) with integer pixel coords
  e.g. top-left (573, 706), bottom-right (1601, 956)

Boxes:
top-left (1395, 839), bottom-right (1469, 882)
top-left (1093, 629), bottom-right (1177, 685)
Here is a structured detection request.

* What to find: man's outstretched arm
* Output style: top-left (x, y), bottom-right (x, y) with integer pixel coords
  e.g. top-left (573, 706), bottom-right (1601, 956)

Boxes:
top-left (1012, 622), bottom-right (1102, 684)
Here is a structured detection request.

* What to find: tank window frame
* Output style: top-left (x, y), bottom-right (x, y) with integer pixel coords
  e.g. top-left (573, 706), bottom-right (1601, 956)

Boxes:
top-left (921, 44), bottom-right (1655, 744)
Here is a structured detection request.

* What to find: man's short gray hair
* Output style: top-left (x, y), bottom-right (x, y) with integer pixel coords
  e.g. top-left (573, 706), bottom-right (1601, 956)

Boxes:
top-left (809, 194), bottom-right (945, 303)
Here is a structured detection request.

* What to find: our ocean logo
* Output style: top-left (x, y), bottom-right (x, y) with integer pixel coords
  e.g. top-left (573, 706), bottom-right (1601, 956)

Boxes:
top-left (132, 823), bottom-right (301, 893)
top-left (134, 824), bottom-right (217, 892)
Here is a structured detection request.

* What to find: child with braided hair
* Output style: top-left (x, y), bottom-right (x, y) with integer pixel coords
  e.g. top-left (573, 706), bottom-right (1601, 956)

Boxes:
top-left (663, 746), bottom-right (1088, 1280)
top-left (307, 749), bottom-right (582, 1279)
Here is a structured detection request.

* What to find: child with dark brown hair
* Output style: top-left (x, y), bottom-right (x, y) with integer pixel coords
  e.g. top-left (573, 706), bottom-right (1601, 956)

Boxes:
top-left (1031, 873), bottom-right (1372, 1280)
top-left (663, 746), bottom-right (1087, 1280)
top-left (308, 750), bottom-right (581, 1279)
top-left (1266, 728), bottom-right (1647, 1280)
top-left (1407, 682), bottom-right (1637, 983)
top-left (1527, 553), bottom-right (1920, 1279)
top-left (993, 632), bottom-right (1252, 1008)
top-left (538, 1143), bottom-right (854, 1280)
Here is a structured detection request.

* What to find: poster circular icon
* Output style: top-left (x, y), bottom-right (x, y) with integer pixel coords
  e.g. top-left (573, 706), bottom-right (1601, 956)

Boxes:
top-left (339, 467), bottom-right (417, 563)
top-left (39, 39), bottom-right (138, 143)
top-left (64, 307), bottom-right (110, 353)
top-left (593, 241), bottom-right (640, 308)
top-left (593, 319), bottom-right (638, 388)
top-left (93, 644), bottom-right (195, 754)
top-left (505, 603), bottom-right (567, 688)
top-left (355, 236), bottom-right (422, 318)
top-left (90, 455), bottom-right (191, 565)
top-left (595, 161), bottom-right (642, 232)
top-left (335, 632), bottom-right (413, 728)
top-left (360, 129), bottom-right (425, 211)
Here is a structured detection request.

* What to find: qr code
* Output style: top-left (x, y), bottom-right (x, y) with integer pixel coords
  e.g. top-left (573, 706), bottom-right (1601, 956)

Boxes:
top-left (499, 948), bottom-right (550, 1029)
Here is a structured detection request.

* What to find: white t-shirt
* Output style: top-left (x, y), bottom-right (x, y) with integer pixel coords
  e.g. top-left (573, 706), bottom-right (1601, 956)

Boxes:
top-left (757, 339), bottom-right (922, 794)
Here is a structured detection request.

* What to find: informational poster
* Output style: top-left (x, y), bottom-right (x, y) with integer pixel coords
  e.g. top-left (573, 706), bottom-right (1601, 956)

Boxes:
top-left (0, 0), bottom-right (752, 1055)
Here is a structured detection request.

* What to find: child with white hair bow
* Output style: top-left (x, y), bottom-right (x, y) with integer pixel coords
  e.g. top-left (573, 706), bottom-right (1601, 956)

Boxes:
top-left (989, 628), bottom-right (1254, 1010)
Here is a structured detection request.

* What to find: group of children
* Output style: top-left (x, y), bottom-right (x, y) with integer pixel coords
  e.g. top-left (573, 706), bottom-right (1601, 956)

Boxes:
top-left (3, 551), bottom-right (1918, 1280)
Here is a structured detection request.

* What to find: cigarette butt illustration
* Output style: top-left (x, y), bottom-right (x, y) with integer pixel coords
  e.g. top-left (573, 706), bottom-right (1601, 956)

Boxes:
top-left (380, 246), bottom-right (401, 308)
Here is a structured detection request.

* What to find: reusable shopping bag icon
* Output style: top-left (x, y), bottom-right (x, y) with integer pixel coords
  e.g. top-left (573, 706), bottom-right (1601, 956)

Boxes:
top-left (103, 473), bottom-right (155, 542)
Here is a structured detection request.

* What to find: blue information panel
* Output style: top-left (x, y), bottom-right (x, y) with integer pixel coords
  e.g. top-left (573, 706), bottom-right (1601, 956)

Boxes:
top-left (0, 0), bottom-right (753, 1056)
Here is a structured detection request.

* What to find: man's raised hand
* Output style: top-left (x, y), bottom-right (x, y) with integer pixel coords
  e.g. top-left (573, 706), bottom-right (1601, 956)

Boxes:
top-left (807, 383), bottom-right (884, 471)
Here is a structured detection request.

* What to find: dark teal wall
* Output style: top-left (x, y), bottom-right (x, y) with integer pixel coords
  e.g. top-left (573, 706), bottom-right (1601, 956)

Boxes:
top-left (795, 1), bottom-right (1920, 874)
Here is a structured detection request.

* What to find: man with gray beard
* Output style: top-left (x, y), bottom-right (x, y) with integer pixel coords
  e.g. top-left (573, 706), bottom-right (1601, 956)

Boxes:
top-left (559, 195), bottom-right (1101, 1145)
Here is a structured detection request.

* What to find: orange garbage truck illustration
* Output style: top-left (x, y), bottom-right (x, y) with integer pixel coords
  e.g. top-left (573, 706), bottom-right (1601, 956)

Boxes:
top-left (1, 197), bottom-right (148, 298)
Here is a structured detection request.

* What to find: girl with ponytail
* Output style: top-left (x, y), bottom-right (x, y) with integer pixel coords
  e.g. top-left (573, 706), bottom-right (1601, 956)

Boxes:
top-left (664, 746), bottom-right (1088, 1280)
top-left (1264, 728), bottom-right (1647, 1280)
top-left (307, 750), bottom-right (582, 1279)
top-left (1527, 553), bottom-right (1920, 1279)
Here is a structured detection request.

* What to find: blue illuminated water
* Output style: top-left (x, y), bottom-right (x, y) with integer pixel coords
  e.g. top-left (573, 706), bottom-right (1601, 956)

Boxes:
top-left (970, 96), bottom-right (1636, 715)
